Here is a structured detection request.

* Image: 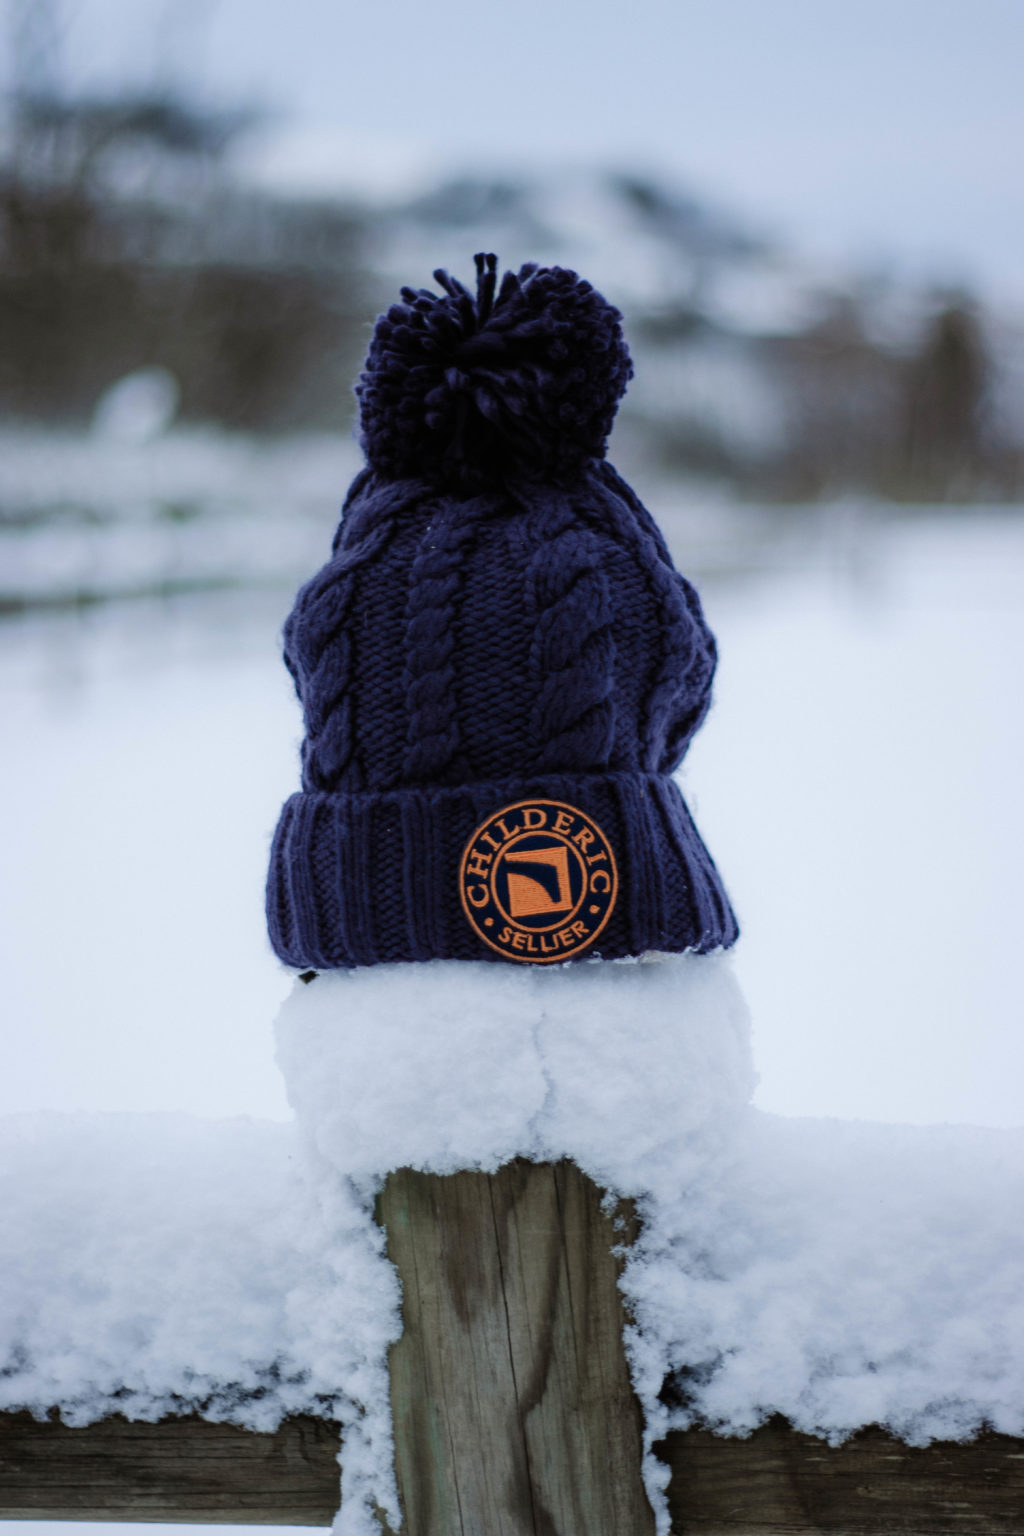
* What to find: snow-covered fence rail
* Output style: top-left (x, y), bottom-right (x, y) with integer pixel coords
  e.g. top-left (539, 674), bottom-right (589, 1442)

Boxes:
top-left (3, 1155), bottom-right (1024, 1533)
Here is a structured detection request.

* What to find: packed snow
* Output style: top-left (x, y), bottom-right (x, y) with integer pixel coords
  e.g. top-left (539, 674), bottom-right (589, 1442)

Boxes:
top-left (0, 1109), bottom-right (401, 1526)
top-left (3, 955), bottom-right (1024, 1534)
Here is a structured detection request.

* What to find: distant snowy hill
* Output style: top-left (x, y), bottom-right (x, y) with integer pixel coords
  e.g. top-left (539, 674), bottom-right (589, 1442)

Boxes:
top-left (3, 99), bottom-right (1022, 502)
top-left (367, 166), bottom-right (1023, 499)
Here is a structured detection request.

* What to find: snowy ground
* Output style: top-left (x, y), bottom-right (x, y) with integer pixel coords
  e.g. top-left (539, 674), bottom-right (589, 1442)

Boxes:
top-left (1, 491), bottom-right (1023, 1534)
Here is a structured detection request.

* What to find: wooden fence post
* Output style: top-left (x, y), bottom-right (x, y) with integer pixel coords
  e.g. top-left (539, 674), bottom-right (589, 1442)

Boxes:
top-left (376, 1156), bottom-right (656, 1536)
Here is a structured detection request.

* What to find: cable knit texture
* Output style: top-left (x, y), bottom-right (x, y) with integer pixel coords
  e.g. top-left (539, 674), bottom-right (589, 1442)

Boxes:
top-left (267, 255), bottom-right (738, 968)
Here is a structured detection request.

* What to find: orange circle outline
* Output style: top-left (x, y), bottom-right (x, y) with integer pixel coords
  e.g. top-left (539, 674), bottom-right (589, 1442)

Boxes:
top-left (458, 798), bottom-right (619, 964)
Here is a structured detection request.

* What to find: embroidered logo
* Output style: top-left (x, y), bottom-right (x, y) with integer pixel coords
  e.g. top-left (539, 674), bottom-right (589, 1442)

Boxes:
top-left (458, 799), bottom-right (618, 963)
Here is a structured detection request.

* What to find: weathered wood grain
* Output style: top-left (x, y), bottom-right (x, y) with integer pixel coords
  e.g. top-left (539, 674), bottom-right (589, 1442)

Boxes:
top-left (3, 1408), bottom-right (1024, 1529)
top-left (0, 1411), bottom-right (340, 1524)
top-left (658, 1417), bottom-right (1024, 1534)
top-left (378, 1156), bottom-right (656, 1536)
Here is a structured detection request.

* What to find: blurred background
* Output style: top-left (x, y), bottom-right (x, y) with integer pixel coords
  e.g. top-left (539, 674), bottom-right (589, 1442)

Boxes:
top-left (1, 0), bottom-right (1022, 1130)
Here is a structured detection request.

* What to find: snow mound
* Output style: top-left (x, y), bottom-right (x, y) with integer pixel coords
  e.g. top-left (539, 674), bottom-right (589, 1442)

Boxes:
top-left (275, 952), bottom-right (753, 1191)
top-left (634, 1112), bottom-right (1024, 1448)
top-left (0, 1112), bottom-right (399, 1469)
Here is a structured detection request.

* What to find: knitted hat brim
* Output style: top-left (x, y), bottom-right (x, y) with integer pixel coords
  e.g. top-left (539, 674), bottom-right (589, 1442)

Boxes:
top-left (266, 771), bottom-right (737, 970)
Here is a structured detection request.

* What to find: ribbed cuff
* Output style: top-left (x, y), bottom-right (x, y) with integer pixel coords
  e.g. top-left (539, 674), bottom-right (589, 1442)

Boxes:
top-left (266, 771), bottom-right (738, 969)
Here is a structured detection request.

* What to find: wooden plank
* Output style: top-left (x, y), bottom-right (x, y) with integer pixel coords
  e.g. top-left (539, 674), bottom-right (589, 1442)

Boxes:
top-left (658, 1417), bottom-right (1024, 1534)
top-left (0, 1411), bottom-right (340, 1524)
top-left (3, 1408), bottom-right (1024, 1530)
top-left (378, 1157), bottom-right (656, 1536)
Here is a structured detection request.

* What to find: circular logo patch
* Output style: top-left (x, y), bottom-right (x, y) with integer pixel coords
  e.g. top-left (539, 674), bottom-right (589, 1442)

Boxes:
top-left (458, 799), bottom-right (618, 963)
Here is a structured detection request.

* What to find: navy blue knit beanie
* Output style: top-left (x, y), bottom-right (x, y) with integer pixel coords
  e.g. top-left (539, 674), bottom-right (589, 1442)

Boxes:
top-left (267, 254), bottom-right (738, 968)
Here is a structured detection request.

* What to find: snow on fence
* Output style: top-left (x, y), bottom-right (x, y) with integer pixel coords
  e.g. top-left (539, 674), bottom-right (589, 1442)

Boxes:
top-left (4, 1161), bottom-right (1024, 1532)
top-left (3, 958), bottom-right (1024, 1532)
top-left (3, 1157), bottom-right (1024, 1532)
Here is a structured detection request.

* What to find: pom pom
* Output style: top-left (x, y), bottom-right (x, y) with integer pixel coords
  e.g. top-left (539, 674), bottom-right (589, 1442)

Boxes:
top-left (355, 253), bottom-right (633, 486)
